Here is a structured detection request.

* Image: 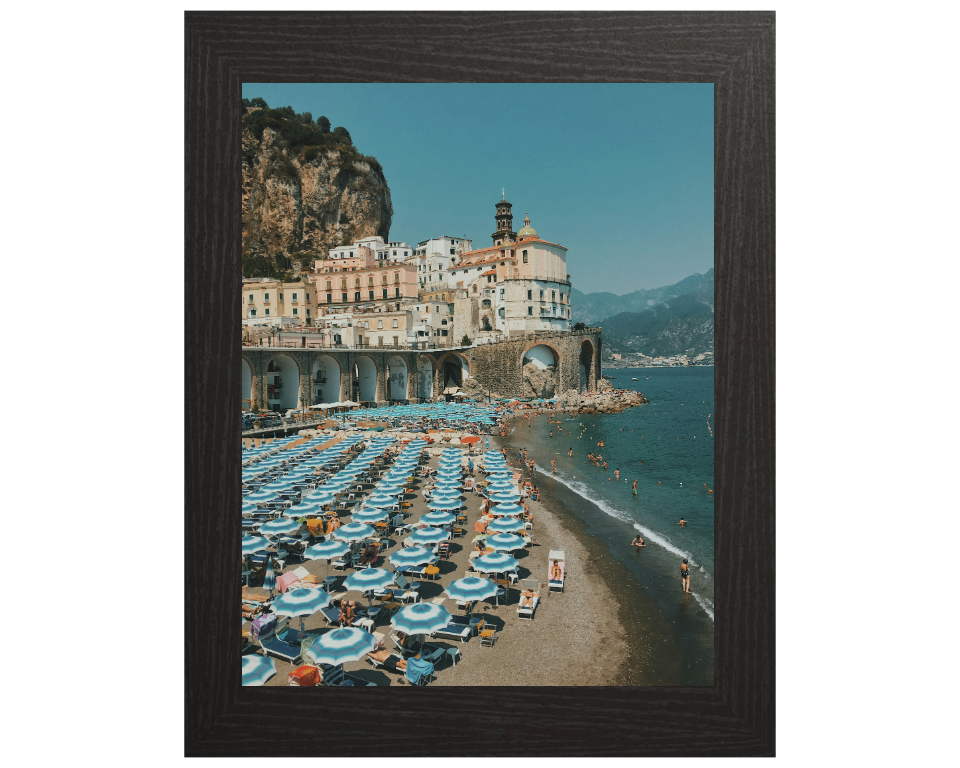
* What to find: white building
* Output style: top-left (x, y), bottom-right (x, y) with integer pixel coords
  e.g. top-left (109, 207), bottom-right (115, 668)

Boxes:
top-left (410, 236), bottom-right (473, 288)
top-left (328, 236), bottom-right (413, 263)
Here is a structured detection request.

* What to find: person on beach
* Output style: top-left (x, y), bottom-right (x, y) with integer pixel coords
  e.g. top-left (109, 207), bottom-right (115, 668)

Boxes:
top-left (680, 559), bottom-right (691, 593)
top-left (631, 535), bottom-right (645, 548)
top-left (551, 458), bottom-right (556, 473)
top-left (678, 518), bottom-right (686, 527)
top-left (550, 560), bottom-right (563, 581)
top-left (518, 589), bottom-right (539, 609)
top-left (338, 600), bottom-right (358, 627)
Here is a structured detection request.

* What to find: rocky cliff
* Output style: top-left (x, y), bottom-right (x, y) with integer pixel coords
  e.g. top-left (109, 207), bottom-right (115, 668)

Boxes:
top-left (241, 111), bottom-right (393, 276)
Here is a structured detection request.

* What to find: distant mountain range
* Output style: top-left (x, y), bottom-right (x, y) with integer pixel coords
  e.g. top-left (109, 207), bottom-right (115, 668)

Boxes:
top-left (574, 269), bottom-right (714, 359)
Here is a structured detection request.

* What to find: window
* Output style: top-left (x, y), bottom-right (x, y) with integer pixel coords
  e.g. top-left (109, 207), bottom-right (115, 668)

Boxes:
top-left (499, 288), bottom-right (504, 297)
top-left (441, 330), bottom-right (448, 336)
top-left (393, 319), bottom-right (398, 328)
top-left (349, 251), bottom-right (353, 257)
top-left (382, 274), bottom-right (388, 284)
top-left (279, 293), bottom-right (283, 300)
top-left (441, 294), bottom-right (445, 301)
top-left (265, 309), bottom-right (271, 316)
top-left (527, 290), bottom-right (533, 300)
top-left (560, 293), bottom-right (564, 303)
top-left (249, 308), bottom-right (257, 317)
top-left (473, 285), bottom-right (477, 293)
top-left (487, 275), bottom-right (491, 283)
top-left (522, 250), bottom-right (528, 263)
top-left (355, 291), bottom-right (361, 301)
top-left (325, 281), bottom-right (332, 291)
top-left (305, 294), bottom-right (309, 302)
top-left (540, 290), bottom-right (544, 300)
top-left (368, 276), bottom-right (374, 285)
top-left (393, 250), bottom-right (396, 256)
top-left (248, 294), bottom-right (254, 303)
top-left (435, 305), bottom-right (439, 313)
top-left (306, 308), bottom-right (311, 316)
top-left (378, 320), bottom-right (383, 329)
top-left (394, 273), bottom-right (400, 283)
top-left (552, 290), bottom-right (556, 301)
top-left (292, 292), bottom-right (297, 300)
top-left (450, 248), bottom-right (455, 255)
top-left (326, 293), bottom-right (332, 303)
top-left (293, 308), bottom-right (298, 316)
top-left (340, 279), bottom-right (347, 290)
top-left (383, 289), bottom-right (388, 299)
top-left (369, 290), bottom-right (374, 300)
top-left (498, 307), bottom-right (504, 319)
top-left (393, 336), bottom-right (399, 346)
top-left (528, 306), bottom-right (532, 316)
top-left (264, 293), bottom-right (270, 301)
top-left (354, 278), bottom-right (360, 288)
top-left (342, 292), bottom-right (348, 302)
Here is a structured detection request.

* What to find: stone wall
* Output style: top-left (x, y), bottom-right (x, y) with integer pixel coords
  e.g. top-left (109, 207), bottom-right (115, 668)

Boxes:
top-left (240, 327), bottom-right (601, 409)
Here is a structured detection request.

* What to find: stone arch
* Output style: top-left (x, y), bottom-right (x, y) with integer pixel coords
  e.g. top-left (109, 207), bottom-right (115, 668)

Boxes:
top-left (437, 352), bottom-right (470, 390)
top-left (417, 354), bottom-right (437, 401)
top-left (312, 354), bottom-right (343, 404)
top-left (265, 352), bottom-right (302, 411)
top-left (386, 355), bottom-right (409, 401)
top-left (520, 342), bottom-right (561, 399)
top-left (579, 338), bottom-right (596, 392)
top-left (241, 355), bottom-right (254, 411)
top-left (351, 354), bottom-right (379, 403)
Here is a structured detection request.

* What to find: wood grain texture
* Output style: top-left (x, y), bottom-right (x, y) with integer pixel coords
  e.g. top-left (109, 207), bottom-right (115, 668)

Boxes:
top-left (185, 11), bottom-right (775, 757)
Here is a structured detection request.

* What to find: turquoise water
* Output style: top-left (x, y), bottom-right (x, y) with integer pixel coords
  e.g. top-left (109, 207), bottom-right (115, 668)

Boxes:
top-left (502, 366), bottom-right (715, 682)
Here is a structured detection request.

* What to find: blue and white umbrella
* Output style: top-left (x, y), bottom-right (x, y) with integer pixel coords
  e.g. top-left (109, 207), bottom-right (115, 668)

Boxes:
top-left (472, 552), bottom-right (519, 573)
top-left (390, 602), bottom-right (452, 636)
top-left (407, 527), bottom-right (450, 547)
top-left (245, 490), bottom-right (281, 505)
top-left (485, 533), bottom-right (526, 551)
top-left (303, 626), bottom-right (378, 666)
top-left (420, 511), bottom-right (456, 526)
top-left (489, 502), bottom-right (525, 517)
top-left (365, 494), bottom-right (398, 508)
top-left (262, 557), bottom-right (277, 592)
top-left (444, 576), bottom-right (498, 603)
top-left (487, 492), bottom-right (521, 505)
top-left (304, 540), bottom-right (350, 561)
top-left (283, 502), bottom-right (327, 519)
top-left (259, 518), bottom-right (302, 538)
top-left (271, 587), bottom-right (332, 632)
top-left (241, 654), bottom-right (277, 686)
top-left (242, 500), bottom-right (258, 514)
top-left (487, 517), bottom-right (525, 534)
top-left (352, 507), bottom-right (389, 524)
top-left (389, 546), bottom-right (436, 568)
top-left (342, 568), bottom-right (395, 603)
top-left (241, 535), bottom-right (270, 556)
top-left (334, 522), bottom-right (376, 542)
top-left (375, 485), bottom-right (406, 496)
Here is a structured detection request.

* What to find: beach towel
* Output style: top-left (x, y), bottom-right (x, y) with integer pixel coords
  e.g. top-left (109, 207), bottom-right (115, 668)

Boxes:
top-left (287, 665), bottom-right (321, 687)
top-left (276, 572), bottom-right (301, 593)
top-left (404, 656), bottom-right (435, 686)
top-left (241, 586), bottom-right (271, 603)
top-left (306, 519), bottom-right (324, 537)
top-left (251, 612), bottom-right (277, 642)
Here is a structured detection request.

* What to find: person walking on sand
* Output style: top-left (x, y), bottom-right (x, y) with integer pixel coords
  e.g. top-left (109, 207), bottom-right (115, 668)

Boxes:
top-left (551, 458), bottom-right (556, 474)
top-left (680, 558), bottom-right (691, 593)
top-left (631, 535), bottom-right (645, 549)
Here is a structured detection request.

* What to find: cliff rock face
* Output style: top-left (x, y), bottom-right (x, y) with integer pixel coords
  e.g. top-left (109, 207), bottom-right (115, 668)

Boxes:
top-left (522, 362), bottom-right (557, 399)
top-left (241, 126), bottom-right (393, 272)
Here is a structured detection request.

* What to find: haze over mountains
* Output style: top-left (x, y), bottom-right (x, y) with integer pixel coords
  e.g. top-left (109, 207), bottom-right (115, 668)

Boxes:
top-left (572, 269), bottom-right (714, 359)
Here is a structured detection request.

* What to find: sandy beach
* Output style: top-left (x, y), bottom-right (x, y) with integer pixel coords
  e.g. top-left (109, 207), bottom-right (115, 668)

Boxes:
top-left (244, 436), bottom-right (636, 686)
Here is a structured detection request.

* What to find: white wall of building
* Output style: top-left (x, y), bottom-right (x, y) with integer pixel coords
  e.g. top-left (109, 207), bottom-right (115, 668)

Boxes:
top-left (312, 355), bottom-right (342, 403)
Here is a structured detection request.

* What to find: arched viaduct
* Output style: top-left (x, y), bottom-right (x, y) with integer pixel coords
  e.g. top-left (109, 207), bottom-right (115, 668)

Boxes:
top-left (240, 328), bottom-right (602, 411)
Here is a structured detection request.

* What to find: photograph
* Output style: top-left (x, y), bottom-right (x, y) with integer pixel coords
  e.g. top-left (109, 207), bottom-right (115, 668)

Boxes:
top-left (238, 83), bottom-right (715, 688)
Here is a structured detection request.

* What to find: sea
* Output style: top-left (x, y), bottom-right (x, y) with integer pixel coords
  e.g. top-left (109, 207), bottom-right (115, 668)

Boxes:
top-left (500, 366), bottom-right (715, 685)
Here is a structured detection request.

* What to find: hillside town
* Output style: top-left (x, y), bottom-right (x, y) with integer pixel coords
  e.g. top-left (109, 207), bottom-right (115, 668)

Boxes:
top-left (242, 195), bottom-right (572, 352)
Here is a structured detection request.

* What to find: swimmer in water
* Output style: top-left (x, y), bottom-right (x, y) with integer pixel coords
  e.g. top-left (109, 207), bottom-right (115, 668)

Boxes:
top-left (614, 469), bottom-right (620, 481)
top-left (631, 535), bottom-right (645, 548)
top-left (678, 518), bottom-right (686, 527)
top-left (632, 480), bottom-right (638, 496)
top-left (549, 431), bottom-right (553, 438)
top-left (568, 448), bottom-right (573, 457)
top-left (551, 458), bottom-right (556, 474)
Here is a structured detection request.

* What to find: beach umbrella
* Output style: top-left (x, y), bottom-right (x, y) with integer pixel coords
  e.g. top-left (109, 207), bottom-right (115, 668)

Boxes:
top-left (487, 517), bottom-right (525, 534)
top-left (444, 576), bottom-right (498, 606)
top-left (472, 552), bottom-right (519, 573)
top-left (485, 533), bottom-right (526, 552)
top-left (375, 484), bottom-right (406, 496)
top-left (258, 518), bottom-right (302, 538)
top-left (389, 546), bottom-right (436, 569)
top-left (365, 494), bottom-right (398, 508)
top-left (262, 557), bottom-right (277, 593)
top-left (241, 535), bottom-right (270, 556)
top-left (487, 492), bottom-right (521, 505)
top-left (428, 500), bottom-right (463, 512)
top-left (242, 500), bottom-right (258, 514)
top-left (420, 511), bottom-right (456, 526)
top-left (241, 654), bottom-right (277, 686)
top-left (304, 539), bottom-right (350, 579)
top-left (352, 507), bottom-right (389, 525)
top-left (485, 482), bottom-right (516, 494)
top-left (334, 522), bottom-right (376, 542)
top-left (304, 626), bottom-right (378, 666)
top-left (245, 490), bottom-right (281, 506)
top-left (390, 603), bottom-right (452, 636)
top-left (270, 587), bottom-right (332, 633)
top-left (342, 568), bottom-right (395, 605)
top-left (489, 502), bottom-right (525, 516)
top-left (406, 527), bottom-right (449, 547)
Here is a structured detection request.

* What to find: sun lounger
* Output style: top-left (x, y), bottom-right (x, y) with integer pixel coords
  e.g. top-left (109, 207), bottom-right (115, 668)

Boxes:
top-left (548, 550), bottom-right (566, 592)
top-left (432, 621), bottom-right (472, 643)
top-left (319, 663), bottom-right (378, 687)
top-left (258, 621), bottom-right (303, 664)
top-left (517, 587), bottom-right (540, 619)
top-left (366, 652), bottom-right (406, 675)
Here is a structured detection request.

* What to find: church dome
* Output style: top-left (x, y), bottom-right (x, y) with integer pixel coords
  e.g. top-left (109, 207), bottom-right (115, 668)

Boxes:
top-left (517, 211), bottom-right (537, 238)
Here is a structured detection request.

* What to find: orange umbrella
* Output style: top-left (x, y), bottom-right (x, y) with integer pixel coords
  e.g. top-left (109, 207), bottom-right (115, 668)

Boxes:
top-left (461, 436), bottom-right (481, 445)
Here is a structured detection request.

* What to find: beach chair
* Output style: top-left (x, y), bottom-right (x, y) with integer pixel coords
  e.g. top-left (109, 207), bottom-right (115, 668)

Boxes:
top-left (366, 651), bottom-right (407, 676)
top-left (258, 618), bottom-right (303, 664)
top-left (404, 656), bottom-right (436, 686)
top-left (478, 624), bottom-right (499, 648)
top-left (548, 550), bottom-right (566, 593)
top-left (432, 617), bottom-right (473, 644)
top-left (319, 663), bottom-right (378, 687)
top-left (516, 578), bottom-right (540, 620)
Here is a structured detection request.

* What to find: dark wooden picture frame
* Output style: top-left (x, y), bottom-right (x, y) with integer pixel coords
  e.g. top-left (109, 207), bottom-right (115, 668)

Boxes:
top-left (185, 11), bottom-right (775, 757)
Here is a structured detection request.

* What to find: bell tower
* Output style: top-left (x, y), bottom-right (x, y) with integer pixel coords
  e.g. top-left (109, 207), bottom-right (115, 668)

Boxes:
top-left (491, 189), bottom-right (516, 246)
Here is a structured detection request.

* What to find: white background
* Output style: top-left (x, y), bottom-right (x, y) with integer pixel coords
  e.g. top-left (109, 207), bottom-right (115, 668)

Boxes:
top-left (2, 1), bottom-right (956, 765)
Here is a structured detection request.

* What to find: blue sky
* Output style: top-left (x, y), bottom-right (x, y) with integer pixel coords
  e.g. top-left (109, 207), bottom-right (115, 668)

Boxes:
top-left (242, 83), bottom-right (713, 295)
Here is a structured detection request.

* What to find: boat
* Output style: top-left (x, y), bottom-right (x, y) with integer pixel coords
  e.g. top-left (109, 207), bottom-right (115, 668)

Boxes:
top-left (645, 377), bottom-right (651, 380)
top-left (631, 377), bottom-right (638, 381)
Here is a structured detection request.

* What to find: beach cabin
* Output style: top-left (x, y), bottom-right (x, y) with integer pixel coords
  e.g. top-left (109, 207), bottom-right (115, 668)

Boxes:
top-left (548, 549), bottom-right (565, 593)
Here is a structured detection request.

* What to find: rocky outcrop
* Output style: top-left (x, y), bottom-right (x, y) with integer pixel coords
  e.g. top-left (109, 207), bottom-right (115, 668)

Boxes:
top-left (596, 377), bottom-right (614, 392)
top-left (557, 387), bottom-right (648, 413)
top-left (521, 362), bottom-right (557, 399)
top-left (242, 125), bottom-right (393, 273)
